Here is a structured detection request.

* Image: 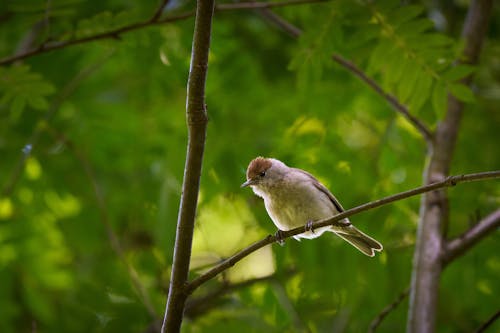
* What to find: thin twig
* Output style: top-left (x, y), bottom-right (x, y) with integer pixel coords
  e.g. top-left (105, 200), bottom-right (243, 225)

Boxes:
top-left (150, 0), bottom-right (171, 22)
top-left (186, 171), bottom-right (500, 294)
top-left (368, 287), bottom-right (410, 333)
top-left (474, 309), bottom-right (500, 333)
top-left (0, 0), bottom-right (327, 66)
top-left (331, 54), bottom-right (434, 144)
top-left (442, 208), bottom-right (500, 265)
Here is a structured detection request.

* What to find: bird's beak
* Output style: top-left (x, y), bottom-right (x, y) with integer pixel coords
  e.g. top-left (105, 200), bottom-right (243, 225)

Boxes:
top-left (241, 179), bottom-right (256, 188)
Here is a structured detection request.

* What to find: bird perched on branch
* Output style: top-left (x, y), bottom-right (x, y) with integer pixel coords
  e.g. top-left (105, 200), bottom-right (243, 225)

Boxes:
top-left (242, 157), bottom-right (383, 257)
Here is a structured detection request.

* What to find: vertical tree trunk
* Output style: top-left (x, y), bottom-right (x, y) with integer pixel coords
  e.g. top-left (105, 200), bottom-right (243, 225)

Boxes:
top-left (407, 1), bottom-right (492, 332)
top-left (161, 0), bottom-right (215, 332)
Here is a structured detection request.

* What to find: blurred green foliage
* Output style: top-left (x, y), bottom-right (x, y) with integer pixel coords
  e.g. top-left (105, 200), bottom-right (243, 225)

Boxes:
top-left (0, 0), bottom-right (499, 332)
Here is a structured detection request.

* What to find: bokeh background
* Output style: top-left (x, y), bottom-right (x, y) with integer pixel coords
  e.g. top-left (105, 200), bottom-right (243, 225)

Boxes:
top-left (0, 0), bottom-right (499, 332)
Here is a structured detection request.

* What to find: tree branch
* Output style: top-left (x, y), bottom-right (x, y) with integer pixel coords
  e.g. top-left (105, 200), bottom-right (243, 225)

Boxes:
top-left (161, 0), bottom-right (214, 331)
top-left (254, 10), bottom-right (434, 145)
top-left (442, 208), bottom-right (500, 265)
top-left (0, 0), bottom-right (327, 66)
top-left (474, 309), bottom-right (500, 333)
top-left (186, 171), bottom-right (500, 294)
top-left (368, 287), bottom-right (410, 333)
top-left (330, 54), bottom-right (434, 144)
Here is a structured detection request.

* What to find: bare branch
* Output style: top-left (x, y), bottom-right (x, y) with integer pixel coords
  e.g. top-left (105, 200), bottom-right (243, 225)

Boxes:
top-left (0, 0), bottom-right (327, 66)
top-left (474, 309), bottom-right (500, 333)
top-left (330, 54), bottom-right (434, 144)
top-left (161, 0), bottom-right (214, 331)
top-left (369, 287), bottom-right (410, 333)
top-left (442, 208), bottom-right (500, 265)
top-left (186, 171), bottom-right (500, 294)
top-left (150, 0), bottom-right (171, 22)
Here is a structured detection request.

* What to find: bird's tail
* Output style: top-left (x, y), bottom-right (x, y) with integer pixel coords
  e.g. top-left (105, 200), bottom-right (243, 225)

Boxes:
top-left (331, 223), bottom-right (383, 257)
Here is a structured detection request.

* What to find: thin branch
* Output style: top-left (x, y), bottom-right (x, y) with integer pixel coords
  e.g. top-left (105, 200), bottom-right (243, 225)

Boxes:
top-left (368, 287), bottom-right (410, 333)
top-left (442, 208), bottom-right (500, 265)
top-left (255, 10), bottom-right (434, 144)
top-left (150, 0), bottom-right (171, 22)
top-left (474, 309), bottom-right (500, 333)
top-left (0, 0), bottom-right (327, 66)
top-left (186, 171), bottom-right (500, 294)
top-left (330, 54), bottom-right (434, 144)
top-left (161, 0), bottom-right (214, 331)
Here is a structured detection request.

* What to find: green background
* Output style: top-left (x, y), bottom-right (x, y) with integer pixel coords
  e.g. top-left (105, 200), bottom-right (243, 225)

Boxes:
top-left (0, 0), bottom-right (499, 332)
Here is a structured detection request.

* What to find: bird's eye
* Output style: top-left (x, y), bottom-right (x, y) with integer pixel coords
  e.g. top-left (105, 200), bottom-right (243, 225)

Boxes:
top-left (259, 171), bottom-right (266, 177)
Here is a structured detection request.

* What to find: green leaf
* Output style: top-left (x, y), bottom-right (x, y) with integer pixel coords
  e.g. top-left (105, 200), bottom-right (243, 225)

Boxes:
top-left (389, 5), bottom-right (424, 27)
top-left (448, 83), bottom-right (475, 102)
top-left (397, 64), bottom-right (419, 103)
top-left (442, 65), bottom-right (476, 82)
top-left (432, 81), bottom-right (447, 118)
top-left (409, 71), bottom-right (433, 113)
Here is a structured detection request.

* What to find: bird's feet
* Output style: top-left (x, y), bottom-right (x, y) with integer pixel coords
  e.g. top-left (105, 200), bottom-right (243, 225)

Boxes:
top-left (304, 220), bottom-right (316, 234)
top-left (275, 230), bottom-right (286, 246)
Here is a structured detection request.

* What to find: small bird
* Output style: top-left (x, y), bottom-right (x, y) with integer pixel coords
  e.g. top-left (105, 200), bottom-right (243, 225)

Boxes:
top-left (241, 157), bottom-right (383, 257)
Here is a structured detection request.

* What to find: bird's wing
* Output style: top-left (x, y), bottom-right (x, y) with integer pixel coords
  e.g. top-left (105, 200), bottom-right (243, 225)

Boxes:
top-left (292, 168), bottom-right (345, 213)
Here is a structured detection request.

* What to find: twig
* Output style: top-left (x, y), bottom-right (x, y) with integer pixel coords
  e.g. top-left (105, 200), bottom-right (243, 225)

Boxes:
top-left (255, 10), bottom-right (434, 144)
top-left (474, 309), bottom-right (500, 333)
top-left (442, 208), bottom-right (500, 265)
top-left (150, 0), bottom-right (171, 22)
top-left (368, 287), bottom-right (410, 333)
top-left (0, 0), bottom-right (327, 66)
top-left (186, 171), bottom-right (500, 294)
top-left (331, 54), bottom-right (434, 145)
top-left (161, 0), bottom-right (214, 332)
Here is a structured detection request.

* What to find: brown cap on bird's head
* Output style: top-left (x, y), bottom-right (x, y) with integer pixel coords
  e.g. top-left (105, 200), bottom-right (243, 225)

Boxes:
top-left (246, 157), bottom-right (272, 180)
top-left (241, 157), bottom-right (273, 187)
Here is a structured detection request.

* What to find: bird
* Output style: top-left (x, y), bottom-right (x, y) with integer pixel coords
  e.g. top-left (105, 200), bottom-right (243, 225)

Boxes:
top-left (241, 157), bottom-right (383, 257)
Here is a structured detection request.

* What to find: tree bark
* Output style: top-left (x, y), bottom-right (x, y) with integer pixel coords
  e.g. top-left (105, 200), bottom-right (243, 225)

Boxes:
top-left (161, 0), bottom-right (215, 332)
top-left (407, 1), bottom-right (493, 332)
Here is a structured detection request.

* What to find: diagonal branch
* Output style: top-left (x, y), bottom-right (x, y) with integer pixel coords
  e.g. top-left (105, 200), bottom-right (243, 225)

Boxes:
top-left (369, 287), bottom-right (410, 333)
top-left (441, 208), bottom-right (500, 266)
top-left (330, 54), bottom-right (434, 144)
top-left (255, 9), bottom-right (434, 144)
top-left (474, 310), bottom-right (500, 333)
top-left (0, 0), bottom-right (328, 66)
top-left (186, 171), bottom-right (500, 294)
